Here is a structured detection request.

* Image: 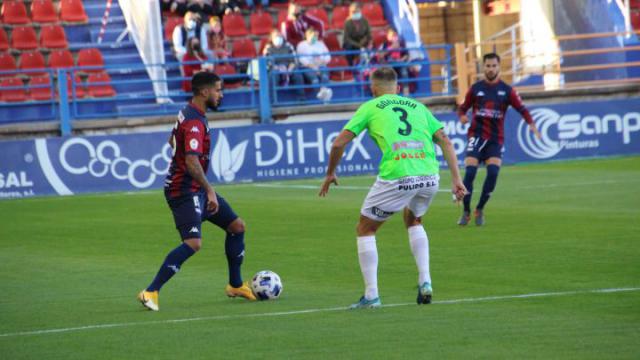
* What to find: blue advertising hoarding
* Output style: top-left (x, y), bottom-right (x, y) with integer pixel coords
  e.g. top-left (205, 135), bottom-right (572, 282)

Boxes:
top-left (0, 98), bottom-right (638, 199)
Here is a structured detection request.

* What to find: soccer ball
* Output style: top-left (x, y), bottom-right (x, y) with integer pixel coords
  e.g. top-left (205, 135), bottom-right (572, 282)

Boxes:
top-left (251, 270), bottom-right (283, 300)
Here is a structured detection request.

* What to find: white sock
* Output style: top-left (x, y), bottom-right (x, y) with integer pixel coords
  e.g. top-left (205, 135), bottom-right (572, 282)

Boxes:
top-left (408, 225), bottom-right (431, 285)
top-left (357, 235), bottom-right (378, 300)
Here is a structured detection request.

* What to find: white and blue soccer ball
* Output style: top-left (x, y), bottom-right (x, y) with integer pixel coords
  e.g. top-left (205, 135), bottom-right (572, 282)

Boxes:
top-left (251, 270), bottom-right (283, 300)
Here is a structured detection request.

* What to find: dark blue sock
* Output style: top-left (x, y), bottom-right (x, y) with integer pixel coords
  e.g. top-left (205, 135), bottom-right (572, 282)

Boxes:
top-left (477, 165), bottom-right (500, 210)
top-left (463, 165), bottom-right (477, 212)
top-left (147, 243), bottom-right (195, 292)
top-left (225, 231), bottom-right (245, 288)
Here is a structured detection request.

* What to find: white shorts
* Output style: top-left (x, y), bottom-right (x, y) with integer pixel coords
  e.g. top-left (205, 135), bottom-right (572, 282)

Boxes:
top-left (360, 175), bottom-right (440, 222)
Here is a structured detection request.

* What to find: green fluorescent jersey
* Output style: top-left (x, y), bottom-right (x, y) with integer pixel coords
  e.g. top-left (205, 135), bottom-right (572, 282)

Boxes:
top-left (344, 94), bottom-right (444, 180)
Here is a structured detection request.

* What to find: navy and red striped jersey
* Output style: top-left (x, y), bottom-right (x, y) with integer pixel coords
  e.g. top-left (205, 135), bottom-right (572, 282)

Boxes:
top-left (164, 103), bottom-right (211, 198)
top-left (458, 80), bottom-right (533, 144)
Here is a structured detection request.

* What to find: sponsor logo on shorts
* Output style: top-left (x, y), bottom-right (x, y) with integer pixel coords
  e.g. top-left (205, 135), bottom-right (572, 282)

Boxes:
top-left (371, 206), bottom-right (394, 219)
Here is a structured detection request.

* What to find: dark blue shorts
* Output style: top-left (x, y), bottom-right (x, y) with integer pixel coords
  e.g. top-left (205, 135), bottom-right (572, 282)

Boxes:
top-left (165, 191), bottom-right (238, 240)
top-left (465, 137), bottom-right (503, 162)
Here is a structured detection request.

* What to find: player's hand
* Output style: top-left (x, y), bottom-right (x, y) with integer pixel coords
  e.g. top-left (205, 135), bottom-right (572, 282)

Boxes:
top-left (319, 174), bottom-right (338, 197)
top-left (451, 179), bottom-right (467, 203)
top-left (530, 124), bottom-right (542, 139)
top-left (460, 115), bottom-right (469, 125)
top-left (206, 189), bottom-right (219, 214)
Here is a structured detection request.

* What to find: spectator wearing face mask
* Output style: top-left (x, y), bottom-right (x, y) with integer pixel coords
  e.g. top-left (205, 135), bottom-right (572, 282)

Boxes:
top-left (207, 16), bottom-right (230, 59)
top-left (263, 28), bottom-right (304, 99)
top-left (281, 4), bottom-right (325, 48)
top-left (296, 28), bottom-right (332, 102)
top-left (181, 37), bottom-right (213, 92)
top-left (343, 3), bottom-right (372, 66)
top-left (173, 11), bottom-right (211, 60)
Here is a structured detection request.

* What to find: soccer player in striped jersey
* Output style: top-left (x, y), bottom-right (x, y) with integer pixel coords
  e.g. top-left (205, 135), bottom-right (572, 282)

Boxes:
top-left (457, 53), bottom-right (541, 226)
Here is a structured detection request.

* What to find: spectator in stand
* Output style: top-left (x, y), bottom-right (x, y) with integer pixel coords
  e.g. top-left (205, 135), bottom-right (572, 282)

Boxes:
top-left (187, 0), bottom-right (215, 20)
top-left (181, 37), bottom-right (213, 92)
top-left (173, 11), bottom-right (211, 60)
top-left (263, 28), bottom-right (304, 99)
top-left (296, 28), bottom-right (332, 101)
top-left (281, 4), bottom-right (325, 48)
top-left (207, 16), bottom-right (230, 59)
top-left (212, 0), bottom-right (241, 17)
top-left (376, 28), bottom-right (411, 95)
top-left (163, 0), bottom-right (188, 16)
top-left (342, 3), bottom-right (372, 66)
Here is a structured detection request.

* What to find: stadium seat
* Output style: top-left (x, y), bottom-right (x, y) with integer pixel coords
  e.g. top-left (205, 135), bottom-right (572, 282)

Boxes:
top-left (31, 0), bottom-right (59, 24)
top-left (362, 3), bottom-right (387, 27)
top-left (66, 73), bottom-right (86, 98)
top-left (77, 48), bottom-right (105, 72)
top-left (60, 0), bottom-right (89, 23)
top-left (0, 52), bottom-right (18, 77)
top-left (306, 8), bottom-right (329, 30)
top-left (10, 26), bottom-right (39, 51)
top-left (372, 28), bottom-right (387, 48)
top-left (18, 51), bottom-right (47, 76)
top-left (258, 36), bottom-right (270, 55)
top-left (277, 10), bottom-right (288, 27)
top-left (0, 28), bottom-right (9, 52)
top-left (1, 1), bottom-right (30, 25)
top-left (87, 72), bottom-right (116, 97)
top-left (296, 0), bottom-right (322, 6)
top-left (231, 38), bottom-right (257, 59)
top-left (632, 10), bottom-right (640, 30)
top-left (0, 77), bottom-right (28, 102)
top-left (250, 11), bottom-right (273, 36)
top-left (39, 25), bottom-right (68, 49)
top-left (223, 12), bottom-right (249, 37)
top-left (324, 32), bottom-right (341, 52)
top-left (164, 16), bottom-right (183, 41)
top-left (215, 63), bottom-right (242, 89)
top-left (331, 6), bottom-right (349, 30)
top-left (48, 49), bottom-right (74, 69)
top-left (328, 56), bottom-right (353, 81)
top-left (29, 74), bottom-right (53, 100)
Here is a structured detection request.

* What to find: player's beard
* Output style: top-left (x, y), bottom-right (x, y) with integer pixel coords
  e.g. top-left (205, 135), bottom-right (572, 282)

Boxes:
top-left (485, 71), bottom-right (498, 82)
top-left (206, 98), bottom-right (219, 111)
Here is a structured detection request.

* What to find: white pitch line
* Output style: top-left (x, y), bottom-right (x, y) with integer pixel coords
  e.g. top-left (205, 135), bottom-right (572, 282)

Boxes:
top-left (0, 287), bottom-right (638, 339)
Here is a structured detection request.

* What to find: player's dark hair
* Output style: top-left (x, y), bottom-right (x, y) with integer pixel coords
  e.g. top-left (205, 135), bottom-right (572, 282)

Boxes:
top-left (191, 71), bottom-right (221, 95)
top-left (371, 67), bottom-right (397, 84)
top-left (483, 53), bottom-right (501, 63)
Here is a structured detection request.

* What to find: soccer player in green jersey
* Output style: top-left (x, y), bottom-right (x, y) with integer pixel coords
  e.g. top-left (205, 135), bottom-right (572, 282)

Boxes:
top-left (319, 67), bottom-right (466, 308)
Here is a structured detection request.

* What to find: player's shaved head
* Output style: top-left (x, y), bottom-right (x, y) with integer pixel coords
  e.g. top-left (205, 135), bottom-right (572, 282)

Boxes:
top-left (370, 67), bottom-right (398, 96)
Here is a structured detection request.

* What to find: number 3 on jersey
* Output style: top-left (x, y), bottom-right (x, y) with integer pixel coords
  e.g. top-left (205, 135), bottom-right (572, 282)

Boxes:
top-left (393, 107), bottom-right (412, 136)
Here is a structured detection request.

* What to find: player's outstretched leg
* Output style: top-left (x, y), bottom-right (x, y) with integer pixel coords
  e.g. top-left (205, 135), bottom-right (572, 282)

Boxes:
top-left (139, 240), bottom-right (198, 311)
top-left (459, 163), bottom-right (478, 226)
top-left (475, 164), bottom-right (500, 226)
top-left (222, 218), bottom-right (256, 301)
top-left (404, 209), bottom-right (433, 305)
top-left (350, 216), bottom-right (383, 309)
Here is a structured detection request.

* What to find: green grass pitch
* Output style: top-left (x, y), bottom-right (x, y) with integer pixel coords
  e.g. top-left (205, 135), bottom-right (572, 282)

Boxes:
top-left (1, 157), bottom-right (639, 359)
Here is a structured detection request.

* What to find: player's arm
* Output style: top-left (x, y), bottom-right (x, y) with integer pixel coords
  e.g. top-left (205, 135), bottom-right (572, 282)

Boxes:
top-left (457, 87), bottom-right (474, 125)
top-left (319, 130), bottom-right (356, 197)
top-left (509, 88), bottom-right (541, 139)
top-left (433, 129), bottom-right (467, 201)
top-left (185, 155), bottom-right (218, 213)
top-left (183, 121), bottom-right (218, 213)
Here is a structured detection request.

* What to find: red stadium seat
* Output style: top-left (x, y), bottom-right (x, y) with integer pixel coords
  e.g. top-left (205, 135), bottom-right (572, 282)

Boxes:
top-left (0, 28), bottom-right (9, 52)
top-left (11, 26), bottom-right (39, 51)
top-left (296, 0), bottom-right (322, 6)
top-left (222, 12), bottom-right (249, 37)
top-left (66, 73), bottom-right (86, 98)
top-left (331, 6), bottom-right (349, 30)
top-left (164, 16), bottom-right (183, 41)
top-left (258, 36), bottom-right (270, 55)
top-left (87, 72), bottom-right (116, 97)
top-left (48, 49), bottom-right (74, 69)
top-left (29, 75), bottom-right (53, 100)
top-left (60, 0), bottom-right (89, 23)
top-left (362, 3), bottom-right (387, 27)
top-left (18, 51), bottom-right (47, 76)
top-left (40, 25), bottom-right (68, 49)
top-left (328, 56), bottom-right (353, 81)
top-left (1, 1), bottom-right (30, 25)
top-left (324, 32), bottom-right (341, 52)
top-left (250, 11), bottom-right (274, 36)
top-left (306, 8), bottom-right (329, 30)
top-left (31, 0), bottom-right (59, 24)
top-left (0, 77), bottom-right (28, 102)
top-left (372, 28), bottom-right (387, 48)
top-left (277, 10), bottom-right (288, 27)
top-left (231, 38), bottom-right (257, 59)
top-left (77, 48), bottom-right (105, 72)
top-left (0, 52), bottom-right (18, 77)
top-left (214, 63), bottom-right (242, 89)
top-left (632, 10), bottom-right (640, 30)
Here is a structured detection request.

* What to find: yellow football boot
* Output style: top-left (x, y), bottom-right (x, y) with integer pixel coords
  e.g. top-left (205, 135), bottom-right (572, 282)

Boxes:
top-left (225, 282), bottom-right (256, 301)
top-left (137, 290), bottom-right (159, 311)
